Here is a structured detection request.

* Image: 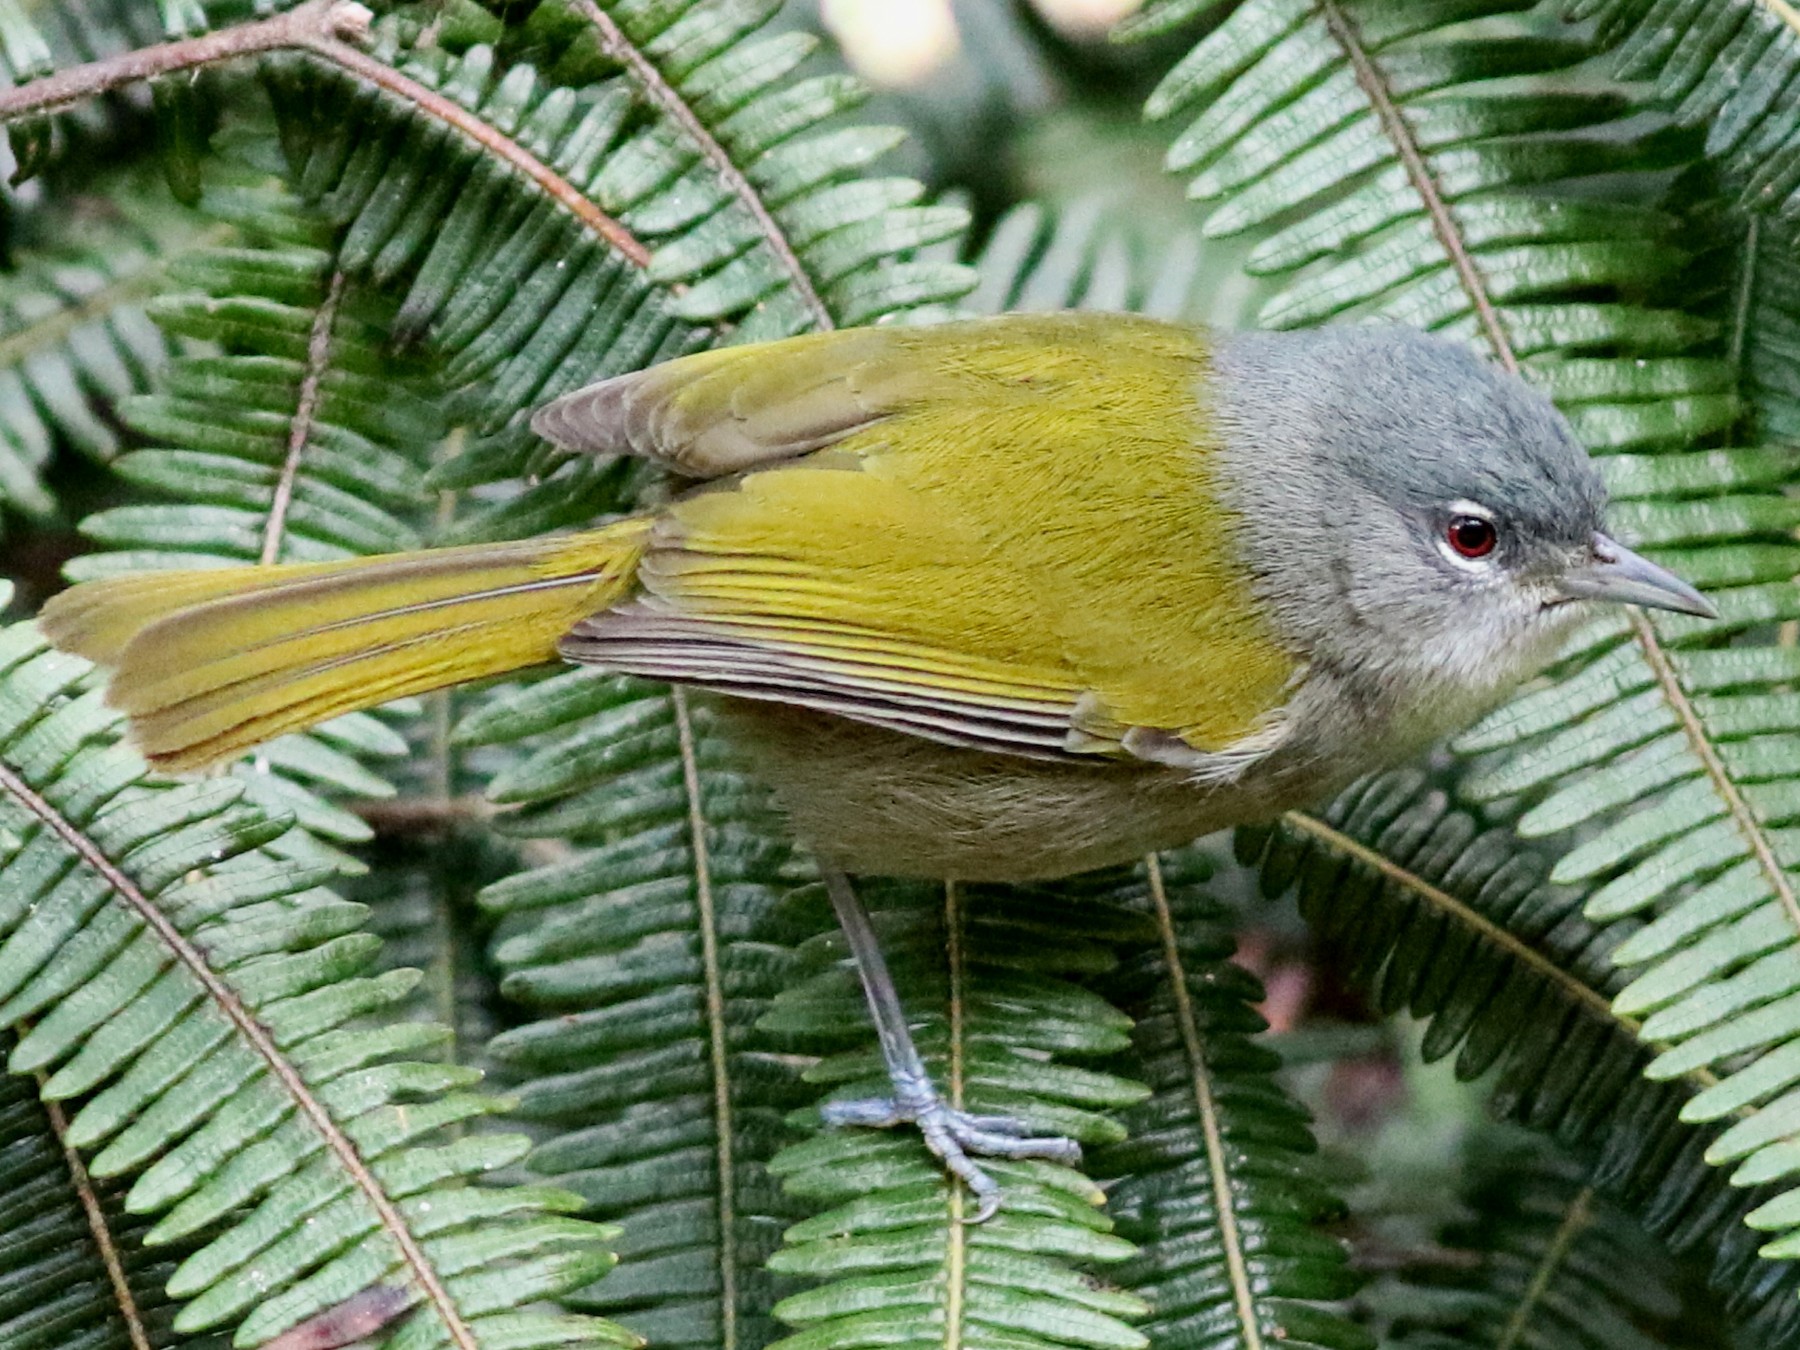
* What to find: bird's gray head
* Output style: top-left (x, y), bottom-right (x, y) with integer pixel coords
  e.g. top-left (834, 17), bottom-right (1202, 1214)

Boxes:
top-left (1211, 326), bottom-right (1712, 733)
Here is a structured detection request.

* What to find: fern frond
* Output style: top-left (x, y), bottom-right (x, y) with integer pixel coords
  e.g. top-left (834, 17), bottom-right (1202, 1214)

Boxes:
top-left (1742, 216), bottom-right (1800, 443)
top-left (60, 161), bottom-right (431, 871)
top-left (762, 871), bottom-right (1152, 1350)
top-left (0, 171), bottom-right (215, 528)
top-left (0, 615), bottom-right (632, 1350)
top-left (456, 675), bottom-right (811, 1350)
top-left (1143, 0), bottom-right (1717, 390)
top-left (1570, 0), bottom-right (1800, 222)
top-left (545, 0), bottom-right (970, 337)
top-left (0, 1041), bottom-right (228, 1350)
top-left (1239, 781), bottom-right (1800, 1345)
top-left (253, 3), bottom-right (971, 543)
top-left (1368, 1128), bottom-right (1720, 1350)
top-left (968, 198), bottom-right (1207, 319)
top-left (1098, 851), bottom-right (1369, 1350)
top-left (1450, 221), bottom-right (1800, 1278)
top-left (2, 0), bottom-right (226, 187)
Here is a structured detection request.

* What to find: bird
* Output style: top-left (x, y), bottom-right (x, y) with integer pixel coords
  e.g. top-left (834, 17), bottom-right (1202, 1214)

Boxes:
top-left (40, 311), bottom-right (1715, 1216)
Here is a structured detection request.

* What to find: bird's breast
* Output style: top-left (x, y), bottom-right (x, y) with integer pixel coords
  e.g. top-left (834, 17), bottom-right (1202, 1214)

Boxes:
top-left (716, 699), bottom-right (1324, 880)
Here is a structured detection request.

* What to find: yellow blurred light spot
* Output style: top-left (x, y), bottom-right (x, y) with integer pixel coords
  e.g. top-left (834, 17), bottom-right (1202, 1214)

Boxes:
top-left (1031, 0), bottom-right (1144, 37)
top-left (822, 0), bottom-right (960, 87)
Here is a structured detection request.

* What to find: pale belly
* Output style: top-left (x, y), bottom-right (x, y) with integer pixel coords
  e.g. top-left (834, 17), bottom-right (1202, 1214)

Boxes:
top-left (716, 700), bottom-right (1324, 881)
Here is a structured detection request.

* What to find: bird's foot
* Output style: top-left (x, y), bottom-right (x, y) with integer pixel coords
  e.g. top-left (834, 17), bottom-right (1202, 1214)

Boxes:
top-left (822, 1086), bottom-right (1081, 1221)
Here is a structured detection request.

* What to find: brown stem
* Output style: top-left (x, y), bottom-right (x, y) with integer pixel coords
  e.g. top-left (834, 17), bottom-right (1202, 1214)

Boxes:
top-left (1320, 0), bottom-right (1514, 372)
top-left (0, 0), bottom-right (652, 267)
top-left (39, 1085), bottom-right (152, 1350)
top-left (353, 795), bottom-right (495, 833)
top-left (0, 0), bottom-right (370, 119)
top-left (262, 268), bottom-right (346, 566)
top-left (572, 0), bottom-right (830, 324)
top-left (309, 34), bottom-right (651, 266)
top-left (671, 687), bottom-right (741, 1350)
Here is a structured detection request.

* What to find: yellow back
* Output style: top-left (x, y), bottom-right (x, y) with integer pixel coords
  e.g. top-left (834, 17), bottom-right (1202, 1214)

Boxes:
top-left (628, 313), bottom-right (1297, 753)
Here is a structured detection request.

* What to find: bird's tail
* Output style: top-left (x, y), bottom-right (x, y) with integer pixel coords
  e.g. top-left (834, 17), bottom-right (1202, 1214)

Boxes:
top-left (40, 519), bottom-right (654, 771)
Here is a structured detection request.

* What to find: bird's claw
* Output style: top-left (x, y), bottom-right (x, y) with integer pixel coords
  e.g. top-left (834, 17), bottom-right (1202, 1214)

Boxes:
top-left (822, 1088), bottom-right (1082, 1221)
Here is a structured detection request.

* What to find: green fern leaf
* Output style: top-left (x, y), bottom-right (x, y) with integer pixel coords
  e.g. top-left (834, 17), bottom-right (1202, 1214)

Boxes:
top-left (1098, 851), bottom-right (1369, 1350)
top-left (1368, 1127), bottom-right (1723, 1350)
top-left (0, 1042), bottom-right (233, 1350)
top-left (1136, 0), bottom-right (1800, 1305)
top-left (1238, 779), bottom-right (1800, 1344)
top-left (763, 872), bottom-right (1152, 1350)
top-left (251, 2), bottom-right (972, 544)
top-left (458, 674), bottom-right (812, 1350)
top-left (60, 161), bottom-right (435, 873)
top-left (1571, 0), bottom-right (1800, 222)
top-left (0, 172), bottom-right (219, 527)
top-left (0, 615), bottom-right (633, 1350)
top-left (1450, 219), bottom-right (1800, 1274)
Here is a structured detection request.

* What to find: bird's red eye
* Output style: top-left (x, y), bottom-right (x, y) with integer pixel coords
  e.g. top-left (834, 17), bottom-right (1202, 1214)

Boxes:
top-left (1447, 514), bottom-right (1497, 558)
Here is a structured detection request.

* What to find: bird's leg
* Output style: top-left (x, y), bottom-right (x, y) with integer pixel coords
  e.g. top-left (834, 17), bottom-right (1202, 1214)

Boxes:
top-left (816, 866), bottom-right (1082, 1220)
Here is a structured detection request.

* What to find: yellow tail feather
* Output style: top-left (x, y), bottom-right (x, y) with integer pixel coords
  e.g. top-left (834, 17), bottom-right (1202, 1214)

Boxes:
top-left (40, 520), bottom-right (653, 771)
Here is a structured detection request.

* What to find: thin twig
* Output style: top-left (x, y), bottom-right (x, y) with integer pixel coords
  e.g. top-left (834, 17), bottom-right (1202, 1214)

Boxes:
top-left (0, 223), bottom-right (235, 370)
top-left (0, 0), bottom-right (650, 266)
top-left (571, 0), bottom-right (830, 324)
top-left (0, 0), bottom-right (369, 119)
top-left (309, 34), bottom-right (650, 266)
top-left (1283, 809), bottom-right (1727, 1098)
top-left (262, 268), bottom-right (346, 565)
top-left (1494, 1187), bottom-right (1592, 1350)
top-left (1145, 854), bottom-right (1264, 1350)
top-left (1283, 811), bottom-right (1618, 1025)
top-left (39, 1085), bottom-right (152, 1350)
top-left (1630, 608), bottom-right (1800, 933)
top-left (352, 795), bottom-right (495, 833)
top-left (672, 688), bottom-right (741, 1350)
top-left (941, 880), bottom-right (968, 1344)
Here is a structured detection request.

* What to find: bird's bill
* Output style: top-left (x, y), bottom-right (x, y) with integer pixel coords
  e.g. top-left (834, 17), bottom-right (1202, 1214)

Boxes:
top-left (1558, 532), bottom-right (1718, 619)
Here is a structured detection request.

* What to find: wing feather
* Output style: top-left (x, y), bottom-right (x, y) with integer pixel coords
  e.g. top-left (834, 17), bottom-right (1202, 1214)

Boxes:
top-left (539, 312), bottom-right (1302, 773)
top-left (564, 604), bottom-right (1083, 759)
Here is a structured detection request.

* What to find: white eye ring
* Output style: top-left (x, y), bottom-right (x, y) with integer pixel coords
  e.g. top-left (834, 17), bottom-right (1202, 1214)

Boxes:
top-left (1437, 500), bottom-right (1500, 571)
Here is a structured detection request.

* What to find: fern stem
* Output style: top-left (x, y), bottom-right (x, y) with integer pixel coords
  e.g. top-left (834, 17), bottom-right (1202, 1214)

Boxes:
top-left (1628, 608), bottom-right (1800, 933)
top-left (0, 223), bottom-right (234, 372)
top-left (1729, 215), bottom-right (1759, 381)
top-left (1492, 1185), bottom-right (1593, 1350)
top-left (1283, 811), bottom-right (1620, 1026)
top-left (312, 33), bottom-right (650, 266)
top-left (1326, 0), bottom-right (1799, 955)
top-left (673, 687), bottom-right (741, 1350)
top-left (0, 760), bottom-right (480, 1350)
top-left (37, 1079), bottom-right (151, 1350)
top-left (261, 267), bottom-right (346, 566)
top-left (0, 0), bottom-right (651, 267)
top-left (1319, 0), bottom-right (1514, 371)
top-left (571, 0), bottom-right (833, 327)
top-left (0, 0), bottom-right (367, 119)
top-left (942, 879), bottom-right (969, 1339)
top-left (1144, 853), bottom-right (1264, 1350)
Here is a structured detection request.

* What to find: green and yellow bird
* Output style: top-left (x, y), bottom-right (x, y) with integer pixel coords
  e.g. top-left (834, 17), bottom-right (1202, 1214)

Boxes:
top-left (41, 311), bottom-right (1714, 1214)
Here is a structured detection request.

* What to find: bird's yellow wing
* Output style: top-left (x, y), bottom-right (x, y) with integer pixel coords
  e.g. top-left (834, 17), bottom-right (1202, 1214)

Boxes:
top-left (560, 312), bottom-right (1302, 768)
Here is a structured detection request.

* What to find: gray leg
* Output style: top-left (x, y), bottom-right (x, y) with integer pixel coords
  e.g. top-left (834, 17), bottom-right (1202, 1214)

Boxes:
top-left (817, 866), bottom-right (1081, 1221)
